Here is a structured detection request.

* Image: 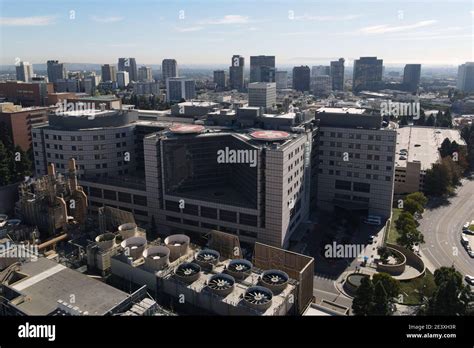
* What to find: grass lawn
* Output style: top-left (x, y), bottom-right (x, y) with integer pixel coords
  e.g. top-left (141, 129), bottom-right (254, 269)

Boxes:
top-left (399, 271), bottom-right (436, 305)
top-left (469, 224), bottom-right (474, 232)
top-left (387, 208), bottom-right (402, 245)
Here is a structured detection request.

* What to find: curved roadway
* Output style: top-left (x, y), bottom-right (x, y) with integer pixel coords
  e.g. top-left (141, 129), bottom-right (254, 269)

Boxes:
top-left (419, 178), bottom-right (474, 277)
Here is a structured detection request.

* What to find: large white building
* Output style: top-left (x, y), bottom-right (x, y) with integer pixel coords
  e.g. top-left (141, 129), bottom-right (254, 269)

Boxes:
top-left (16, 61), bottom-right (33, 82)
top-left (248, 82), bottom-right (276, 108)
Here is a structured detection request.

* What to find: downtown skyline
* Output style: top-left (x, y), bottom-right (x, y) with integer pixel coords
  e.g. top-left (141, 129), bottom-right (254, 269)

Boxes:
top-left (0, 0), bottom-right (473, 66)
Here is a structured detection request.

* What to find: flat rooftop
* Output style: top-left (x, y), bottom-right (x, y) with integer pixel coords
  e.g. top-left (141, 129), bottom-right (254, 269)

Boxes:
top-left (395, 126), bottom-right (466, 170)
top-left (3, 255), bottom-right (129, 315)
top-left (317, 107), bottom-right (366, 115)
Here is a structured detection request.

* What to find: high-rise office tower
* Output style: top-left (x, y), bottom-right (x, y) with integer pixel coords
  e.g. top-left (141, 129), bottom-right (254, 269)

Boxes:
top-left (101, 64), bottom-right (117, 82)
top-left (250, 55), bottom-right (275, 82)
top-left (457, 62), bottom-right (474, 93)
top-left (311, 65), bottom-right (330, 77)
top-left (403, 64), bottom-right (421, 92)
top-left (16, 61), bottom-right (34, 82)
top-left (316, 107), bottom-right (396, 219)
top-left (138, 66), bottom-right (153, 82)
top-left (162, 59), bottom-right (178, 82)
top-left (330, 58), bottom-right (345, 91)
top-left (117, 71), bottom-right (130, 88)
top-left (166, 77), bottom-right (196, 102)
top-left (248, 82), bottom-right (276, 108)
top-left (118, 58), bottom-right (138, 82)
top-left (229, 55), bottom-right (245, 91)
top-left (47, 60), bottom-right (66, 83)
top-left (352, 57), bottom-right (384, 92)
top-left (213, 70), bottom-right (226, 89)
top-left (292, 66), bottom-right (311, 92)
top-left (275, 71), bottom-right (288, 89)
top-left (312, 75), bottom-right (332, 96)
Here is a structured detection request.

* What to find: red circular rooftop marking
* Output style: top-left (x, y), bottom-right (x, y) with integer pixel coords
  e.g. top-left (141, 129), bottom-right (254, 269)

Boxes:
top-left (169, 124), bottom-right (205, 134)
top-left (250, 130), bottom-right (290, 141)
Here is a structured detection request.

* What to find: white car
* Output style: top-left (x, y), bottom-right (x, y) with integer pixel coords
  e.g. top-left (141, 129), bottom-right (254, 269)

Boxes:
top-left (465, 275), bottom-right (474, 285)
top-left (463, 222), bottom-right (470, 231)
top-left (468, 250), bottom-right (474, 258)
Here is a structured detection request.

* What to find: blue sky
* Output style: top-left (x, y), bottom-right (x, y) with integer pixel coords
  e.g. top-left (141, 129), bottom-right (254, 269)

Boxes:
top-left (0, 0), bottom-right (473, 66)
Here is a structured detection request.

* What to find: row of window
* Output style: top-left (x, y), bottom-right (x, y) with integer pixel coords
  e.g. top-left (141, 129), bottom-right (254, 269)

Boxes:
top-left (165, 215), bottom-right (258, 238)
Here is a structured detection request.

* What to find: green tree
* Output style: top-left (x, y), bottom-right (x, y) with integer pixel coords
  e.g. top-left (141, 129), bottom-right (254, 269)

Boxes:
top-left (403, 198), bottom-right (424, 215)
top-left (373, 272), bottom-right (401, 298)
top-left (395, 211), bottom-right (418, 231)
top-left (419, 267), bottom-right (472, 315)
top-left (397, 224), bottom-right (424, 250)
top-left (424, 162), bottom-right (451, 196)
top-left (352, 277), bottom-right (374, 316)
top-left (405, 192), bottom-right (428, 207)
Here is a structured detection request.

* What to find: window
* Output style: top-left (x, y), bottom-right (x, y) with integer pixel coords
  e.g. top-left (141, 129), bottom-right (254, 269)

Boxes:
top-left (353, 182), bottom-right (370, 193)
top-left (118, 192), bottom-right (132, 203)
top-left (240, 213), bottom-right (257, 227)
top-left (220, 210), bottom-right (237, 223)
top-left (335, 180), bottom-right (351, 191)
top-left (103, 190), bottom-right (116, 200)
top-left (133, 195), bottom-right (147, 206)
top-left (201, 206), bottom-right (217, 219)
top-left (368, 135), bottom-right (374, 140)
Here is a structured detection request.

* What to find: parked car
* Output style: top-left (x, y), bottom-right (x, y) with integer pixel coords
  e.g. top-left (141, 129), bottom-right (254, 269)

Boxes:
top-left (465, 275), bottom-right (474, 285)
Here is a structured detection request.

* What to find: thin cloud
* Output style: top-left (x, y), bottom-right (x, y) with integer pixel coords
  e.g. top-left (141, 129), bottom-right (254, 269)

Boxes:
top-left (175, 26), bottom-right (204, 32)
top-left (294, 14), bottom-right (361, 21)
top-left (0, 16), bottom-right (56, 26)
top-left (359, 20), bottom-right (437, 34)
top-left (199, 15), bottom-right (250, 25)
top-left (90, 16), bottom-right (124, 23)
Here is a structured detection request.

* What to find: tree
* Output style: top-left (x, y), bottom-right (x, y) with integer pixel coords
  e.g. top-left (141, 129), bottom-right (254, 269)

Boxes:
top-left (425, 114), bottom-right (435, 126)
top-left (439, 138), bottom-right (453, 158)
top-left (395, 211), bottom-right (418, 231)
top-left (352, 273), bottom-right (400, 316)
top-left (419, 267), bottom-right (472, 315)
top-left (378, 246), bottom-right (391, 263)
top-left (397, 225), bottom-right (424, 250)
top-left (405, 192), bottom-right (428, 207)
top-left (424, 162), bottom-right (451, 196)
top-left (373, 272), bottom-right (401, 298)
top-left (403, 198), bottom-right (424, 215)
top-left (352, 277), bottom-right (374, 316)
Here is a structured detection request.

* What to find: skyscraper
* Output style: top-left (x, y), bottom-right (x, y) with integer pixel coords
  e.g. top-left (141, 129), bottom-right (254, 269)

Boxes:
top-left (250, 55), bottom-right (275, 82)
top-left (138, 66), bottom-right (153, 82)
top-left (229, 55), bottom-right (244, 91)
top-left (47, 60), bottom-right (66, 83)
top-left (311, 65), bottom-right (330, 77)
top-left (330, 58), bottom-right (345, 91)
top-left (117, 71), bottom-right (130, 88)
top-left (101, 64), bottom-right (117, 82)
top-left (213, 70), bottom-right (226, 89)
top-left (162, 59), bottom-right (178, 82)
top-left (352, 57), bottom-right (384, 92)
top-left (166, 77), bottom-right (196, 102)
top-left (457, 62), bottom-right (474, 93)
top-left (292, 66), bottom-right (311, 92)
top-left (403, 64), bottom-right (421, 92)
top-left (248, 82), bottom-right (276, 108)
top-left (118, 58), bottom-right (138, 82)
top-left (275, 71), bottom-right (288, 89)
top-left (16, 61), bottom-right (33, 82)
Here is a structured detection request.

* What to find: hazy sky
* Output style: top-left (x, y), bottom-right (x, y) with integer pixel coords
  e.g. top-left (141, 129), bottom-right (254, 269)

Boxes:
top-left (0, 0), bottom-right (473, 66)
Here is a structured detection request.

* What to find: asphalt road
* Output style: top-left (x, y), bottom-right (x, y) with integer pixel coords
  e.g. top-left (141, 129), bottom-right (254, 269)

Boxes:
top-left (419, 178), bottom-right (474, 278)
